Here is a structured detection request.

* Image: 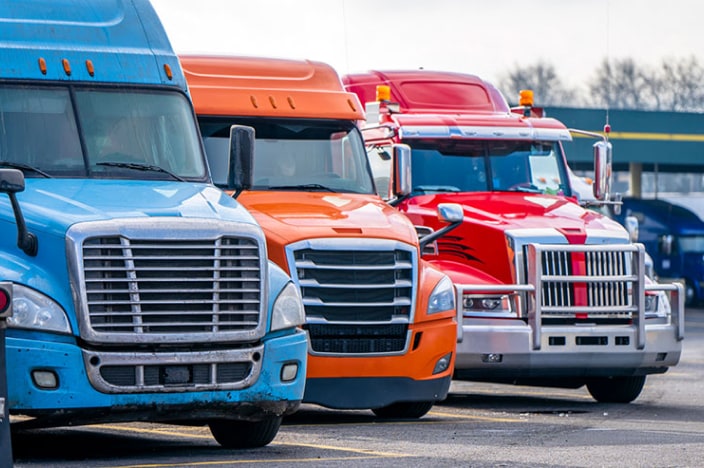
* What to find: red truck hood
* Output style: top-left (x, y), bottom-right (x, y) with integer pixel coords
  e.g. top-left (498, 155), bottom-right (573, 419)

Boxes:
top-left (239, 191), bottom-right (419, 245)
top-left (406, 192), bottom-right (624, 236)
top-left (401, 192), bottom-right (628, 284)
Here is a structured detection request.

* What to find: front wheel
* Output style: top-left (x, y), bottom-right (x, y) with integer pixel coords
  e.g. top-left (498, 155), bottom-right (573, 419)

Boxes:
top-left (586, 376), bottom-right (646, 403)
top-left (372, 401), bottom-right (434, 419)
top-left (208, 417), bottom-right (282, 448)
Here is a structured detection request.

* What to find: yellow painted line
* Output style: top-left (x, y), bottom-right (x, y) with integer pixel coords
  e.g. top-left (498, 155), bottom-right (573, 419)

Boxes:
top-left (275, 441), bottom-right (407, 457)
top-left (572, 131), bottom-right (704, 142)
top-left (92, 423), bottom-right (212, 439)
top-left (91, 423), bottom-right (410, 468)
top-left (428, 410), bottom-right (524, 423)
top-left (113, 455), bottom-right (400, 468)
top-left (450, 388), bottom-right (593, 401)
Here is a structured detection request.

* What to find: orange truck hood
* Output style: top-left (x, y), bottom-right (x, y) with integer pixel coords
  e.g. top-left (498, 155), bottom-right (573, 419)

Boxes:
top-left (238, 191), bottom-right (419, 246)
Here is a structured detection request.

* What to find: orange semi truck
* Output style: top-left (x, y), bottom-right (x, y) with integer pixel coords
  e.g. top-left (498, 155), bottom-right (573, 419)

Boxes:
top-left (182, 55), bottom-right (458, 418)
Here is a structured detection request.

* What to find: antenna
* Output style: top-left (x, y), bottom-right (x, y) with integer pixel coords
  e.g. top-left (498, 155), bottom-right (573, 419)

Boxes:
top-left (605, 0), bottom-right (611, 129)
top-left (341, 0), bottom-right (351, 73)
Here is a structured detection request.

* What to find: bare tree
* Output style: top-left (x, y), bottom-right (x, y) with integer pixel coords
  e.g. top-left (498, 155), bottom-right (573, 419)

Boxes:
top-left (498, 61), bottom-right (578, 106)
top-left (587, 58), bottom-right (657, 110)
top-left (586, 56), bottom-right (704, 111)
top-left (495, 56), bottom-right (704, 112)
top-left (657, 55), bottom-right (704, 112)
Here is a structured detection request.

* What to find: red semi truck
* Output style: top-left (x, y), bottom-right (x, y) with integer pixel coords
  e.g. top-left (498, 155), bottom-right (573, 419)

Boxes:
top-left (343, 70), bottom-right (684, 403)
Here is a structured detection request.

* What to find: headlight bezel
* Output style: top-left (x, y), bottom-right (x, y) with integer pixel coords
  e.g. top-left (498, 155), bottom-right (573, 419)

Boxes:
top-left (462, 293), bottom-right (518, 318)
top-left (271, 281), bottom-right (306, 332)
top-left (427, 275), bottom-right (455, 315)
top-left (7, 284), bottom-right (72, 334)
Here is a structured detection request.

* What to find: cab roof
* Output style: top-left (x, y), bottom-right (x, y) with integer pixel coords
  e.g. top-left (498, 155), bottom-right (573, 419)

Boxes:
top-left (343, 69), bottom-right (571, 139)
top-left (342, 70), bottom-right (511, 114)
top-left (181, 55), bottom-right (364, 120)
top-left (0, 0), bottom-right (183, 88)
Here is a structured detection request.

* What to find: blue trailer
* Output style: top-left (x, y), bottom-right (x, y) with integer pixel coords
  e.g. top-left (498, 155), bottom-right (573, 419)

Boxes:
top-left (615, 197), bottom-right (704, 307)
top-left (0, 0), bottom-right (307, 448)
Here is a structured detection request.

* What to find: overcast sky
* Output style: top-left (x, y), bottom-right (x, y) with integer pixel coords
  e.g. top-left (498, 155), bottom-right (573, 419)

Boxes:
top-left (151, 0), bottom-right (703, 90)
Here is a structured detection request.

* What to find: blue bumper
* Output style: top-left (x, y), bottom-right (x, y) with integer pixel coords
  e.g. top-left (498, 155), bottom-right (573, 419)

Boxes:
top-left (6, 329), bottom-right (308, 424)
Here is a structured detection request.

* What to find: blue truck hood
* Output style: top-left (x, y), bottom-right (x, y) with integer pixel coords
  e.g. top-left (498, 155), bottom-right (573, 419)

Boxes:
top-left (9, 179), bottom-right (257, 235)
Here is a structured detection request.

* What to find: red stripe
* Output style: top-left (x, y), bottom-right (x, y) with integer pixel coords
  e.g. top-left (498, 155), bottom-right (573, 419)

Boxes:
top-left (572, 251), bottom-right (587, 318)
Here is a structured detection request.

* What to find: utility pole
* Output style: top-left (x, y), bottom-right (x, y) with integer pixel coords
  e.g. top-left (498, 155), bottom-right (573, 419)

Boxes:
top-left (0, 282), bottom-right (13, 467)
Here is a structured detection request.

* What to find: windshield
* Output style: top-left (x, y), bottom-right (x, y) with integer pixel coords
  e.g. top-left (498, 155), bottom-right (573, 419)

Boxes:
top-left (200, 118), bottom-right (375, 194)
top-left (368, 139), bottom-right (572, 198)
top-left (679, 235), bottom-right (704, 253)
top-left (0, 85), bottom-right (207, 180)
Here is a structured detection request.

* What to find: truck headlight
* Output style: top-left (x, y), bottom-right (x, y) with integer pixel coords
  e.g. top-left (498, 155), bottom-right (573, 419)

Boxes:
top-left (7, 284), bottom-right (71, 334)
top-left (427, 275), bottom-right (455, 314)
top-left (462, 294), bottom-right (515, 317)
top-left (645, 291), bottom-right (669, 319)
top-left (271, 282), bottom-right (305, 331)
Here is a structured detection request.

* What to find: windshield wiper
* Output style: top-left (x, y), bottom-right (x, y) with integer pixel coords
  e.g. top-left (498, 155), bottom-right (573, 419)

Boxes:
top-left (0, 161), bottom-right (52, 178)
top-left (505, 183), bottom-right (543, 193)
top-left (268, 184), bottom-right (336, 192)
top-left (96, 162), bottom-right (186, 181)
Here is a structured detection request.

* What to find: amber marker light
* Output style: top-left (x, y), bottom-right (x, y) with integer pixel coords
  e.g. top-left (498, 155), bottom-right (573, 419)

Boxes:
top-left (38, 57), bottom-right (47, 75)
top-left (376, 84), bottom-right (391, 102)
top-left (85, 60), bottom-right (95, 77)
top-left (519, 89), bottom-right (534, 107)
top-left (62, 58), bottom-right (72, 76)
top-left (163, 63), bottom-right (173, 80)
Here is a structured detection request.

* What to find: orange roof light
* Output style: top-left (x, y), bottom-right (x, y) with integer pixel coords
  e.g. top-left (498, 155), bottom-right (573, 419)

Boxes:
top-left (376, 85), bottom-right (391, 102)
top-left (62, 58), bottom-right (72, 76)
top-left (38, 57), bottom-right (47, 75)
top-left (163, 63), bottom-right (173, 80)
top-left (519, 89), bottom-right (534, 107)
top-left (85, 60), bottom-right (95, 77)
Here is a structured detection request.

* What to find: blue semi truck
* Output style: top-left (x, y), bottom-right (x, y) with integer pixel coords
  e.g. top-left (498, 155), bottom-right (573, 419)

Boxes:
top-left (0, 0), bottom-right (308, 448)
top-left (614, 197), bottom-right (704, 307)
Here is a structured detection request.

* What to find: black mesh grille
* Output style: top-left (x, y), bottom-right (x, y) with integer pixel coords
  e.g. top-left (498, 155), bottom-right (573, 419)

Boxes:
top-left (305, 323), bottom-right (408, 354)
top-left (99, 362), bottom-right (251, 388)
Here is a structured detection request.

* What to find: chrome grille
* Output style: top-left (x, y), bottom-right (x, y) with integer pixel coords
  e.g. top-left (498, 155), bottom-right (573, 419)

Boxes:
top-left (67, 219), bottom-right (268, 344)
top-left (289, 239), bottom-right (417, 355)
top-left (527, 244), bottom-right (641, 318)
top-left (82, 236), bottom-right (261, 334)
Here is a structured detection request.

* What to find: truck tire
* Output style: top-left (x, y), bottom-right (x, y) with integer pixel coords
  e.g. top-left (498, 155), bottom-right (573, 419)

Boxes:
top-left (208, 417), bottom-right (282, 448)
top-left (371, 401), bottom-right (434, 419)
top-left (586, 376), bottom-right (646, 403)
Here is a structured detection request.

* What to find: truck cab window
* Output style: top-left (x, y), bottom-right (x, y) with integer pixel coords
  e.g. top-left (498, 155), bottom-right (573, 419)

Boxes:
top-left (77, 90), bottom-right (206, 179)
top-left (0, 87), bottom-right (84, 175)
top-left (201, 118), bottom-right (375, 194)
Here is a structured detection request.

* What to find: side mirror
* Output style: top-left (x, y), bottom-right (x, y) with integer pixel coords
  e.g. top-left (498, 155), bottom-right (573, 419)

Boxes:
top-left (438, 203), bottom-right (464, 224)
top-left (392, 143), bottom-right (412, 197)
top-left (0, 168), bottom-right (25, 194)
top-left (0, 169), bottom-right (37, 256)
top-left (228, 125), bottom-right (254, 196)
top-left (592, 140), bottom-right (612, 201)
top-left (419, 203), bottom-right (464, 252)
top-left (660, 234), bottom-right (674, 256)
